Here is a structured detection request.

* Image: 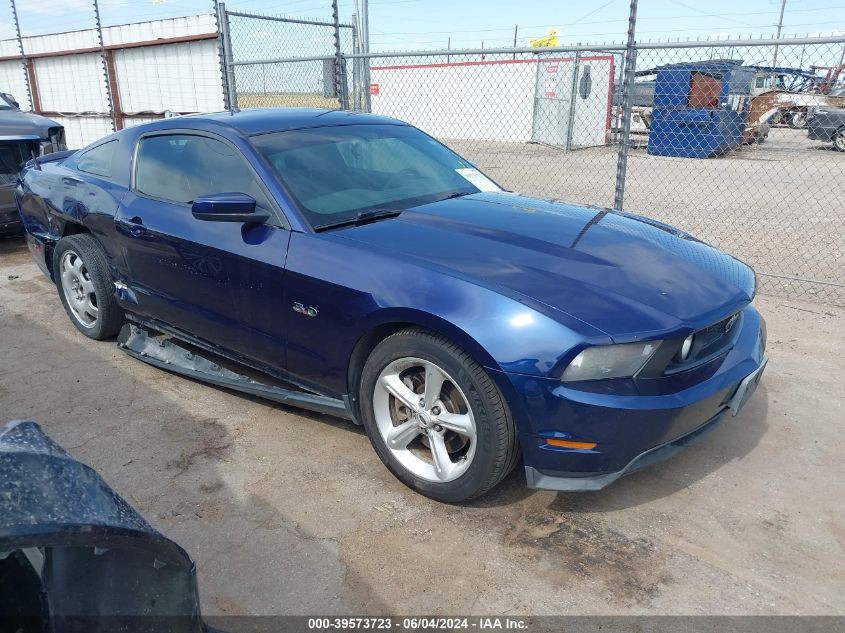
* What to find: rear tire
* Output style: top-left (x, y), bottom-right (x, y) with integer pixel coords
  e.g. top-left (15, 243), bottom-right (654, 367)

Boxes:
top-left (53, 234), bottom-right (124, 340)
top-left (359, 328), bottom-right (519, 503)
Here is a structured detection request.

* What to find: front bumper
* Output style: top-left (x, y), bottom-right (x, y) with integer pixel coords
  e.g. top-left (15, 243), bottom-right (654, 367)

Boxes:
top-left (525, 356), bottom-right (766, 491)
top-left (25, 231), bottom-right (52, 278)
top-left (807, 120), bottom-right (837, 142)
top-left (497, 305), bottom-right (767, 490)
top-left (0, 200), bottom-right (22, 234)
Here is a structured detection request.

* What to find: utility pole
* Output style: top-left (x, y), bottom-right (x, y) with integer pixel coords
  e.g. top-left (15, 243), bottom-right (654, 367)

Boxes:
top-left (512, 25), bottom-right (518, 60)
top-left (772, 0), bottom-right (787, 67)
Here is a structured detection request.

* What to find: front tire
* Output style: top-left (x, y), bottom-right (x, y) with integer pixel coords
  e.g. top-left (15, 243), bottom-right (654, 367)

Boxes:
top-left (788, 111), bottom-right (807, 129)
top-left (359, 328), bottom-right (519, 503)
top-left (53, 234), bottom-right (125, 340)
top-left (833, 128), bottom-right (845, 152)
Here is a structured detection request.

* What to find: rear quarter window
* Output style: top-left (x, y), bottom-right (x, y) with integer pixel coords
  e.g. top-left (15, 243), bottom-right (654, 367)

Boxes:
top-left (76, 140), bottom-right (118, 178)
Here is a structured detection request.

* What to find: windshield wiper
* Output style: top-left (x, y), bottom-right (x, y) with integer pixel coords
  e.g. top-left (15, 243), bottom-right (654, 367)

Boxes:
top-left (314, 208), bottom-right (403, 232)
top-left (437, 191), bottom-right (473, 202)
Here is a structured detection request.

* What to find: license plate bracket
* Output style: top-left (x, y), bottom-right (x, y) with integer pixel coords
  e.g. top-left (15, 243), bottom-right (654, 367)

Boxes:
top-left (726, 357), bottom-right (768, 416)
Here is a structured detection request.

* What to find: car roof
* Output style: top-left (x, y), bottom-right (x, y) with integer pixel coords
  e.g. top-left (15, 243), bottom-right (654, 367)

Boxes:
top-left (180, 107), bottom-right (406, 136)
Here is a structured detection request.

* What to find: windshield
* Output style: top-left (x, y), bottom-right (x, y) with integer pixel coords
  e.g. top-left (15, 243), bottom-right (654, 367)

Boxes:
top-left (0, 142), bottom-right (32, 186)
top-left (251, 124), bottom-right (499, 229)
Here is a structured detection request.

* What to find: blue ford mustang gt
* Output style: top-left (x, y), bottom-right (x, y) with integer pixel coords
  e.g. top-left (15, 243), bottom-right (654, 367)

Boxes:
top-left (15, 109), bottom-right (767, 502)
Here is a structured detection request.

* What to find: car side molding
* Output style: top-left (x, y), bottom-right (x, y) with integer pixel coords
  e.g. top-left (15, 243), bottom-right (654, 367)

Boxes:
top-left (117, 324), bottom-right (352, 420)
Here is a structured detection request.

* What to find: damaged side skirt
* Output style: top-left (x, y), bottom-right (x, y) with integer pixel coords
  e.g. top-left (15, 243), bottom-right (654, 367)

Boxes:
top-left (117, 323), bottom-right (352, 420)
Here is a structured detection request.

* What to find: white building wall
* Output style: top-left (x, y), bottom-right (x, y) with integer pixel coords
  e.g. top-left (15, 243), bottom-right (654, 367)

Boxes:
top-left (123, 115), bottom-right (164, 128)
top-left (10, 14), bottom-right (217, 57)
top-left (50, 116), bottom-right (113, 148)
top-left (34, 53), bottom-right (109, 113)
top-left (370, 57), bottom-right (614, 146)
top-left (371, 60), bottom-right (538, 142)
top-left (115, 40), bottom-right (224, 113)
top-left (0, 15), bottom-right (221, 147)
top-left (0, 60), bottom-right (32, 111)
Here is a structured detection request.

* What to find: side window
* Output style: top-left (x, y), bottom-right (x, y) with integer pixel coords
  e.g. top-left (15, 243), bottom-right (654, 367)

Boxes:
top-left (134, 134), bottom-right (272, 209)
top-left (77, 140), bottom-right (117, 178)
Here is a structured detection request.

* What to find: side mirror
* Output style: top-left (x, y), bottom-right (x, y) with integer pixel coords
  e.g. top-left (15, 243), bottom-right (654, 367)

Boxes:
top-left (191, 192), bottom-right (270, 224)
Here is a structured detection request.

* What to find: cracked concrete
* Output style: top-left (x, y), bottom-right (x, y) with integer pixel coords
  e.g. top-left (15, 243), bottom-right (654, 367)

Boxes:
top-left (1, 235), bottom-right (843, 616)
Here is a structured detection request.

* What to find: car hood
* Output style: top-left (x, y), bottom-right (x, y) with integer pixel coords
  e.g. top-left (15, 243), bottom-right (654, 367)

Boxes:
top-left (334, 193), bottom-right (755, 339)
top-left (0, 109), bottom-right (60, 141)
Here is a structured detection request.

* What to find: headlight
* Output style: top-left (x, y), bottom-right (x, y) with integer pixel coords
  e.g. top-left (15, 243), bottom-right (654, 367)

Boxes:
top-left (679, 333), bottom-right (694, 361)
top-left (562, 341), bottom-right (660, 382)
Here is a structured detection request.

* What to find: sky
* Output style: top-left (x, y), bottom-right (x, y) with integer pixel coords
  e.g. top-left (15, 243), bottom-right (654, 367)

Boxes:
top-left (1, 0), bottom-right (844, 50)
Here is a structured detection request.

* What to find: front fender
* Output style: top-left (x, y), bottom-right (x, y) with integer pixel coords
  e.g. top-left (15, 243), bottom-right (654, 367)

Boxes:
top-left (284, 231), bottom-right (610, 397)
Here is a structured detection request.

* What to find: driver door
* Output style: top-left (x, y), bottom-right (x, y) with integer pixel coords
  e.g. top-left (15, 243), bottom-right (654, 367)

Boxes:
top-left (114, 131), bottom-right (291, 371)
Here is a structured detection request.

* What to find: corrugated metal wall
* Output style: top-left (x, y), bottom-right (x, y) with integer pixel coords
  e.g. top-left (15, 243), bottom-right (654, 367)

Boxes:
top-left (49, 117), bottom-right (114, 147)
top-left (0, 60), bottom-right (31, 111)
top-left (115, 40), bottom-right (224, 114)
top-left (36, 53), bottom-right (109, 113)
top-left (0, 14), bottom-right (223, 149)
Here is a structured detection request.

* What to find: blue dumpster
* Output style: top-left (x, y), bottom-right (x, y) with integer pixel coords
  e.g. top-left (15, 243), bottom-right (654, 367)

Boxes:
top-left (648, 61), bottom-right (753, 158)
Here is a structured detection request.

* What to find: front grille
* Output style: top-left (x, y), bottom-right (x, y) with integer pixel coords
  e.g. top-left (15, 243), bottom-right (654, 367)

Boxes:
top-left (664, 311), bottom-right (742, 375)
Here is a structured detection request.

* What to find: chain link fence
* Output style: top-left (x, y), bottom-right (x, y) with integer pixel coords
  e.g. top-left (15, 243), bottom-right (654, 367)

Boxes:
top-left (221, 5), bottom-right (355, 110)
top-left (220, 13), bottom-right (845, 304)
top-left (622, 39), bottom-right (845, 304)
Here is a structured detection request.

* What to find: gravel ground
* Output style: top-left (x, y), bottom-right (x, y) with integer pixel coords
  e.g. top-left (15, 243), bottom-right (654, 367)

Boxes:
top-left (448, 127), bottom-right (845, 305)
top-left (1, 235), bottom-right (843, 617)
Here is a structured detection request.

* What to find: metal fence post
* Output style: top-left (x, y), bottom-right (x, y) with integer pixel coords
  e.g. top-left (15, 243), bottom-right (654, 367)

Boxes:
top-left (331, 0), bottom-right (349, 109)
top-left (351, 17), bottom-right (361, 110)
top-left (565, 47), bottom-right (581, 152)
top-left (218, 2), bottom-right (238, 111)
top-left (213, 0), bottom-right (231, 111)
top-left (9, 0), bottom-right (32, 112)
top-left (613, 0), bottom-right (638, 210)
top-left (92, 0), bottom-right (116, 132)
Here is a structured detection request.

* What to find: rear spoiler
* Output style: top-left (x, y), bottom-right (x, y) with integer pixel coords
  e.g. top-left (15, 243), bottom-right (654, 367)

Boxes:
top-left (35, 149), bottom-right (75, 164)
top-left (22, 149), bottom-right (75, 171)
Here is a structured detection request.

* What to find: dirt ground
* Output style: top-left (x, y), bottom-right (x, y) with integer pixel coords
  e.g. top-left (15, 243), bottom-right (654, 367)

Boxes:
top-left (1, 235), bottom-right (844, 616)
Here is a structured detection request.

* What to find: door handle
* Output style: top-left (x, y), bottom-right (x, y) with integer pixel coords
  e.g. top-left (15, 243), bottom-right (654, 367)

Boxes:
top-left (62, 176), bottom-right (83, 185)
top-left (117, 216), bottom-right (147, 238)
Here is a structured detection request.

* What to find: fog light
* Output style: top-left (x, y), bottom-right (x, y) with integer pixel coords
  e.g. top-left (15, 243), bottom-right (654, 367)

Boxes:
top-left (545, 438), bottom-right (597, 450)
top-left (680, 333), bottom-right (694, 360)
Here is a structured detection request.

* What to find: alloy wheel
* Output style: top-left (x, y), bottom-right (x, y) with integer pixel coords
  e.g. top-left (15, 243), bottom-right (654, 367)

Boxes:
top-left (60, 250), bottom-right (98, 328)
top-left (373, 357), bottom-right (477, 483)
